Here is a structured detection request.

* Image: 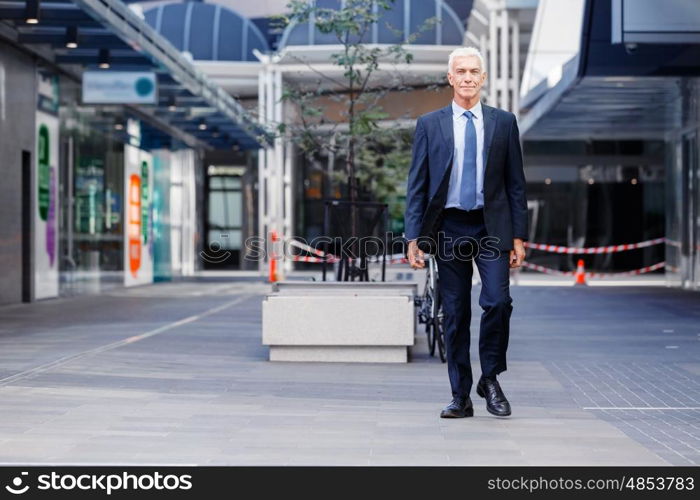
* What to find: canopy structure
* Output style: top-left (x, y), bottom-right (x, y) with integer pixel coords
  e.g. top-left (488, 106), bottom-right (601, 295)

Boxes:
top-left (520, 0), bottom-right (700, 140)
top-left (142, 1), bottom-right (270, 98)
top-left (0, 0), bottom-right (267, 149)
top-left (143, 2), bottom-right (269, 62)
top-left (278, 0), bottom-right (464, 48)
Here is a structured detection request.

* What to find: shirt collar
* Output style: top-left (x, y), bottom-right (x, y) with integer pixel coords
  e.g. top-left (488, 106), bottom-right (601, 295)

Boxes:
top-left (452, 100), bottom-right (482, 120)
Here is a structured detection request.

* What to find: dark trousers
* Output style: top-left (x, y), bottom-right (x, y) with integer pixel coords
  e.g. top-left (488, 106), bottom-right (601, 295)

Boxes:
top-left (436, 208), bottom-right (513, 399)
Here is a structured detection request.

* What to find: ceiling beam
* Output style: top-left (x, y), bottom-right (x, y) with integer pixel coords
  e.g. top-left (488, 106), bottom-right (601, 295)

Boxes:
top-left (71, 0), bottom-right (268, 146)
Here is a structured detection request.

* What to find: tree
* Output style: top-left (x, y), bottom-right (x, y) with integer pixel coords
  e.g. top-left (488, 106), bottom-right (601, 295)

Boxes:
top-left (278, 0), bottom-right (440, 206)
top-left (275, 0), bottom-right (443, 279)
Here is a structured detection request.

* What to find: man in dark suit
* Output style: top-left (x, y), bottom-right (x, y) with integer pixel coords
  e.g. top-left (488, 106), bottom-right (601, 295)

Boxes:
top-left (404, 47), bottom-right (528, 418)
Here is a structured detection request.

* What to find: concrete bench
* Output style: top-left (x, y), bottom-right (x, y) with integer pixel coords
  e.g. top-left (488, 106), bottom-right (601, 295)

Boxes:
top-left (262, 281), bottom-right (417, 362)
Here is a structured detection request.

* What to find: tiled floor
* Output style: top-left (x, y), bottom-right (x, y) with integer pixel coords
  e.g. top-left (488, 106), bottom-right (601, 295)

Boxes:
top-left (0, 276), bottom-right (698, 465)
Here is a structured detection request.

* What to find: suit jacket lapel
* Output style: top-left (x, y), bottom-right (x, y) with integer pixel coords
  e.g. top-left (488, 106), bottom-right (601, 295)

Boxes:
top-left (482, 104), bottom-right (497, 170)
top-left (438, 105), bottom-right (454, 158)
top-left (437, 105), bottom-right (455, 186)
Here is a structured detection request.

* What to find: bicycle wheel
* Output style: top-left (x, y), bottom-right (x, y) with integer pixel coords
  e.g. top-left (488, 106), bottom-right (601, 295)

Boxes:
top-left (425, 259), bottom-right (437, 356)
top-left (434, 299), bottom-right (446, 363)
top-left (425, 282), bottom-right (436, 357)
top-left (422, 319), bottom-right (436, 356)
top-left (432, 262), bottom-right (446, 363)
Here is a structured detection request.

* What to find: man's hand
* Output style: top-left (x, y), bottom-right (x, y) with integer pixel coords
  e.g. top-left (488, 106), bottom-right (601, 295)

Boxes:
top-left (509, 238), bottom-right (525, 269)
top-left (407, 240), bottom-right (425, 270)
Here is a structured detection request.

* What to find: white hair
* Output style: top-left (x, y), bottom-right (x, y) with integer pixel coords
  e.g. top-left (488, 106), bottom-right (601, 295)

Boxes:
top-left (447, 47), bottom-right (486, 73)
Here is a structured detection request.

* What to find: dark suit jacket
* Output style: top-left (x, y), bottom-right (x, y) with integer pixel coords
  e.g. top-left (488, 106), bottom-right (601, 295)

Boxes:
top-left (404, 102), bottom-right (528, 252)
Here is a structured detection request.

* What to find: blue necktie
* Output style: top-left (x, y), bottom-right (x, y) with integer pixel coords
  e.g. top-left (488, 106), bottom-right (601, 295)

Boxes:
top-left (460, 110), bottom-right (477, 210)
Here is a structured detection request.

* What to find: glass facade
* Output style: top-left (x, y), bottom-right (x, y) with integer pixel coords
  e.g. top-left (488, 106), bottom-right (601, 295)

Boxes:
top-left (58, 78), bottom-right (126, 295)
top-left (523, 148), bottom-right (666, 273)
top-left (55, 78), bottom-right (200, 295)
top-left (666, 78), bottom-right (700, 289)
top-left (152, 151), bottom-right (172, 281)
top-left (0, 1), bottom-right (261, 306)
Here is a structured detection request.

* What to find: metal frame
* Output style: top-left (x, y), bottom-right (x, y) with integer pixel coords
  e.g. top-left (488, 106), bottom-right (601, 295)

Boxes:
top-left (277, 0), bottom-right (465, 49)
top-left (71, 0), bottom-right (267, 147)
top-left (0, 0), bottom-right (268, 150)
top-left (321, 200), bottom-right (389, 283)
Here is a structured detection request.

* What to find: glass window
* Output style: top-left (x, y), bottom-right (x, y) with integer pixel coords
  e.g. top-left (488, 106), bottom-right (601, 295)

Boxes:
top-left (209, 176), bottom-right (241, 189)
top-left (59, 91), bottom-right (126, 294)
top-left (208, 190), bottom-right (242, 227)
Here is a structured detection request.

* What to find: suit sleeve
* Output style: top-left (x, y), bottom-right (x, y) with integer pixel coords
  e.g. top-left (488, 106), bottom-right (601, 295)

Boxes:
top-left (505, 114), bottom-right (529, 241)
top-left (404, 117), bottom-right (429, 241)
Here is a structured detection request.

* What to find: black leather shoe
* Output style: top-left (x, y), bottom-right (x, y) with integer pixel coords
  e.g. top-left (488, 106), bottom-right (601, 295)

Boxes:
top-left (440, 397), bottom-right (474, 418)
top-left (476, 376), bottom-right (511, 416)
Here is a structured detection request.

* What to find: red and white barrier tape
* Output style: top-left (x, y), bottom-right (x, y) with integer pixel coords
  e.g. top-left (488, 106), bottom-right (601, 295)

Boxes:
top-left (286, 234), bottom-right (677, 275)
top-left (386, 257), bottom-right (410, 264)
top-left (367, 252), bottom-right (406, 263)
top-left (287, 242), bottom-right (409, 264)
top-left (291, 255), bottom-right (338, 263)
top-left (290, 254), bottom-right (409, 264)
top-left (519, 262), bottom-right (570, 276)
top-left (521, 261), bottom-right (665, 278)
top-left (524, 237), bottom-right (665, 254)
top-left (287, 238), bottom-right (331, 258)
top-left (292, 253), bottom-right (666, 275)
top-left (289, 237), bottom-right (687, 257)
top-left (353, 255), bottom-right (410, 264)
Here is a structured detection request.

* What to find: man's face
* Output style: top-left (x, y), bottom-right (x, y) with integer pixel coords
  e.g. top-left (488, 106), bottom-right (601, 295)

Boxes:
top-left (447, 55), bottom-right (487, 101)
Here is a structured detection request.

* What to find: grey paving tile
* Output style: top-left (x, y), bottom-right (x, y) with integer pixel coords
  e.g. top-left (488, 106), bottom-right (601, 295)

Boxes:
top-left (0, 280), bottom-right (697, 465)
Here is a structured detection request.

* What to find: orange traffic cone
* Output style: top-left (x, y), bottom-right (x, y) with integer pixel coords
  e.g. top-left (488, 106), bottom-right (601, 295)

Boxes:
top-left (574, 259), bottom-right (587, 286)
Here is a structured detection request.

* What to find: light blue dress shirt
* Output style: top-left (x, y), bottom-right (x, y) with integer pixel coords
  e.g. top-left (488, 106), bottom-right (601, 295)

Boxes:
top-left (445, 100), bottom-right (485, 210)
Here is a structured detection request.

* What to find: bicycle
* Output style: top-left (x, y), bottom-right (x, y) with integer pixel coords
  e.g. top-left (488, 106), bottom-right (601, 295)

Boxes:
top-left (414, 254), bottom-right (446, 362)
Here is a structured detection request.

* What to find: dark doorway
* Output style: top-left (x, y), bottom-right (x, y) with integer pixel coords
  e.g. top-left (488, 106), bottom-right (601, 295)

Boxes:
top-left (21, 150), bottom-right (32, 302)
top-left (204, 172), bottom-right (243, 268)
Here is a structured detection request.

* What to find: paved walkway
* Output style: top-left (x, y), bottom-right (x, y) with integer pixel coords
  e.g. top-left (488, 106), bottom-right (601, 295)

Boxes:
top-left (0, 274), bottom-right (698, 466)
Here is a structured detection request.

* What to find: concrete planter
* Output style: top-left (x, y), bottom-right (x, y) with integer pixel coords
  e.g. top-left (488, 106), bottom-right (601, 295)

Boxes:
top-left (262, 281), bottom-right (417, 362)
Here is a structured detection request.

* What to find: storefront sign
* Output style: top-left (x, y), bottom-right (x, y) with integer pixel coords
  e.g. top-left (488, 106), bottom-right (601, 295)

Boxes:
top-left (82, 71), bottom-right (157, 104)
top-left (37, 71), bottom-right (59, 115)
top-left (124, 145), bottom-right (154, 286)
top-left (34, 116), bottom-right (58, 298)
top-left (35, 71), bottom-right (60, 299)
top-left (128, 174), bottom-right (142, 278)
